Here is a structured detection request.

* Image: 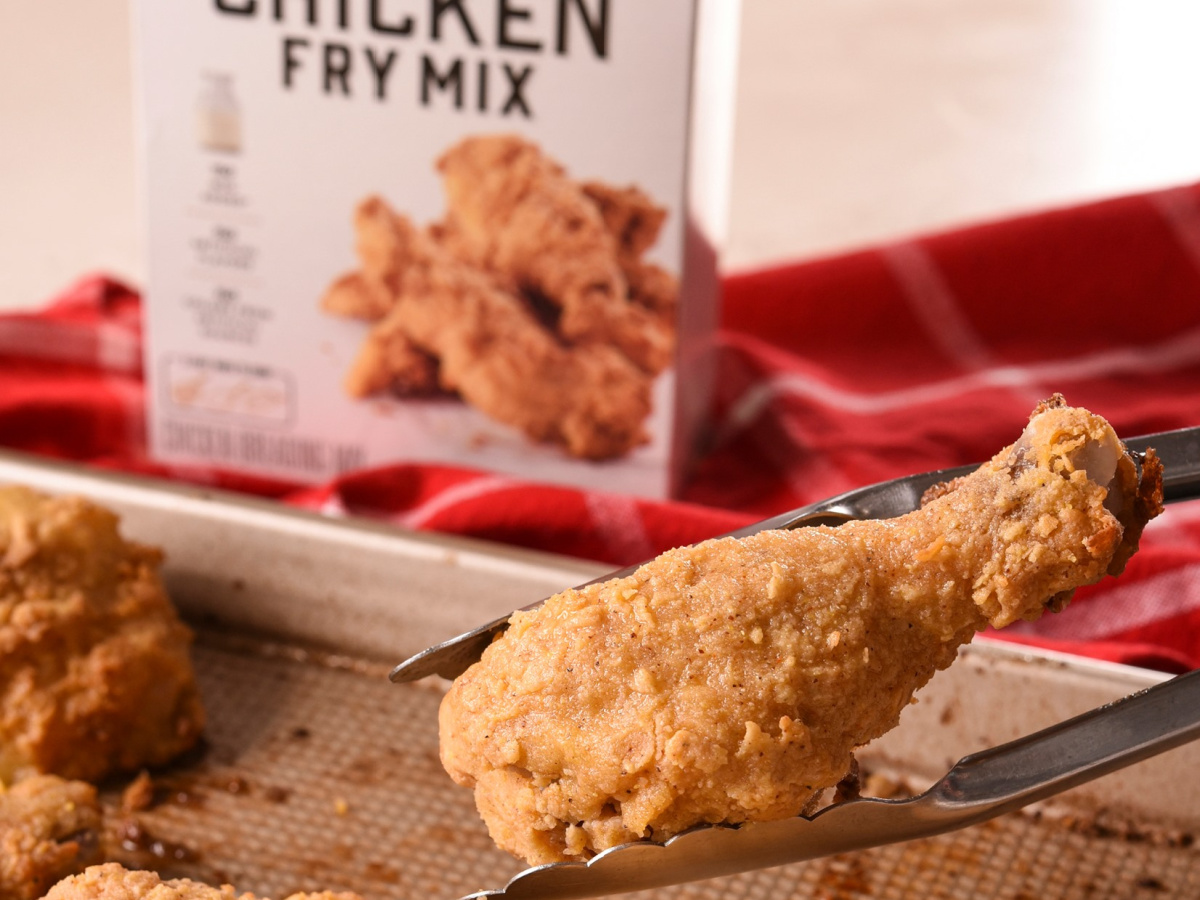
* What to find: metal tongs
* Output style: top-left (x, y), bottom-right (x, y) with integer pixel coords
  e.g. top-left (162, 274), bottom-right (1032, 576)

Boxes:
top-left (391, 427), bottom-right (1200, 900)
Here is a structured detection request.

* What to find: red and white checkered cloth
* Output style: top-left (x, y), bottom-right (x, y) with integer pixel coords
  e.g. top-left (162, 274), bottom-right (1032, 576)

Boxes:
top-left (5, 184), bottom-right (1200, 672)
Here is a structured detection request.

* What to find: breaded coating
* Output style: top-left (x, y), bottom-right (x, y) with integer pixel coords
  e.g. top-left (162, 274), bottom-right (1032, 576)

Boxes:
top-left (579, 181), bottom-right (679, 324)
top-left (580, 181), bottom-right (668, 262)
top-left (44, 864), bottom-right (365, 900)
top-left (320, 136), bottom-right (679, 458)
top-left (319, 272), bottom-right (394, 322)
top-left (439, 399), bottom-right (1163, 864)
top-left (625, 260), bottom-right (679, 325)
top-left (437, 135), bottom-right (673, 374)
top-left (342, 316), bottom-right (443, 399)
top-left (0, 487), bottom-right (204, 783)
top-left (0, 776), bottom-right (102, 900)
top-left (322, 272), bottom-right (442, 397)
top-left (352, 198), bottom-right (653, 460)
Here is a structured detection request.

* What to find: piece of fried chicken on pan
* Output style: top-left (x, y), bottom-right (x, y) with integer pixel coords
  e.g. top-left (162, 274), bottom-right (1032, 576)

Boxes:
top-left (439, 397), bottom-right (1163, 864)
top-left (0, 486), bottom-right (204, 783)
top-left (0, 775), bottom-right (102, 900)
top-left (44, 863), bottom-right (364, 900)
top-left (350, 197), bottom-right (653, 460)
top-left (437, 134), bottom-right (673, 375)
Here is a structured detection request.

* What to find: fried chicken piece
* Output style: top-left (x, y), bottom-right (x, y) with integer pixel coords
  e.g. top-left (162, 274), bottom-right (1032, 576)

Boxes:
top-left (580, 181), bottom-right (668, 262)
top-left (624, 259), bottom-right (678, 326)
top-left (119, 772), bottom-right (154, 815)
top-left (319, 272), bottom-right (395, 321)
top-left (439, 398), bottom-right (1163, 864)
top-left (437, 135), bottom-right (674, 374)
top-left (352, 197), bottom-right (652, 460)
top-left (320, 255), bottom-right (442, 399)
top-left (342, 313), bottom-right (444, 399)
top-left (328, 268), bottom-right (443, 400)
top-left (0, 776), bottom-right (102, 900)
top-left (0, 487), bottom-right (205, 783)
top-left (44, 864), bottom-right (364, 900)
top-left (580, 181), bottom-right (679, 324)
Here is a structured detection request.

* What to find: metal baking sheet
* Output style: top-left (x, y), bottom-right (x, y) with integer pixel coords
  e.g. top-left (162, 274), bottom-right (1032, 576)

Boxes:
top-left (1, 450), bottom-right (1198, 898)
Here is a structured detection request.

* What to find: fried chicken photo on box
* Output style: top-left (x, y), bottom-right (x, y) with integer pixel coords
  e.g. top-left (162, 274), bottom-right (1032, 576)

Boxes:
top-left (580, 180), bottom-right (679, 329)
top-left (44, 863), bottom-right (363, 900)
top-left (439, 397), bottom-right (1163, 864)
top-left (0, 486), bottom-right (204, 784)
top-left (320, 134), bottom-right (679, 460)
top-left (437, 135), bottom-right (674, 375)
top-left (0, 775), bottom-right (102, 900)
top-left (334, 198), bottom-right (653, 460)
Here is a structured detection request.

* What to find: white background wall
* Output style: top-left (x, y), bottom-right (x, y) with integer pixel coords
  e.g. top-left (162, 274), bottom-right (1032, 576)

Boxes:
top-left (3, 0), bottom-right (1200, 310)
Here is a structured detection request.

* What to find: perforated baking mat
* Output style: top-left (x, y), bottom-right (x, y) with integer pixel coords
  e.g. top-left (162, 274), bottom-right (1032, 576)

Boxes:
top-left (96, 631), bottom-right (1200, 900)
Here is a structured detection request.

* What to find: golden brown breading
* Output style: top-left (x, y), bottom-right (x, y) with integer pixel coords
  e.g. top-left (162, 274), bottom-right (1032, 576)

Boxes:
top-left (439, 399), bottom-right (1162, 864)
top-left (0, 487), bottom-right (204, 783)
top-left (0, 775), bottom-right (102, 900)
top-left (322, 229), bottom-right (443, 399)
top-left (624, 261), bottom-right (679, 325)
top-left (44, 864), bottom-right (364, 900)
top-left (342, 315), bottom-right (443, 399)
top-left (320, 136), bottom-right (680, 459)
top-left (339, 297), bottom-right (444, 401)
top-left (352, 198), bottom-right (653, 460)
top-left (437, 135), bottom-right (673, 374)
top-left (44, 866), bottom-right (243, 900)
top-left (578, 181), bottom-right (679, 324)
top-left (580, 181), bottom-right (668, 262)
top-left (319, 272), bottom-right (395, 321)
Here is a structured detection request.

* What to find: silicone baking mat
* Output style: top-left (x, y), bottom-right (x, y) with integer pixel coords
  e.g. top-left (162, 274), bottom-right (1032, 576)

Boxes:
top-left (99, 634), bottom-right (1200, 900)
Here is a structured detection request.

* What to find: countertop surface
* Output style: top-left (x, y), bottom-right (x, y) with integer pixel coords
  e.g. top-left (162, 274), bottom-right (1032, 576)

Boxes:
top-left (3, 0), bottom-right (1200, 311)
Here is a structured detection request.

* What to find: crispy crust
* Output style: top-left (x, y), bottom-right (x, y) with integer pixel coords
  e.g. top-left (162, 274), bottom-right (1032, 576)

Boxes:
top-left (356, 200), bottom-right (652, 460)
top-left (440, 401), bottom-right (1164, 864)
top-left (0, 776), bottom-right (102, 900)
top-left (44, 863), bottom-right (364, 900)
top-left (437, 135), bottom-right (674, 374)
top-left (318, 272), bottom-right (394, 322)
top-left (320, 136), bottom-right (680, 458)
top-left (0, 487), bottom-right (204, 783)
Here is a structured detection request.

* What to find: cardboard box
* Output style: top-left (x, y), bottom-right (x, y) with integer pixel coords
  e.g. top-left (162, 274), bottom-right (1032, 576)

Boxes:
top-left (134, 0), bottom-right (738, 497)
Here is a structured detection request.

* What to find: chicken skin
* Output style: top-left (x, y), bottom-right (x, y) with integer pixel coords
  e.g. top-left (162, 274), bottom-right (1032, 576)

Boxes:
top-left (439, 398), bottom-right (1163, 864)
top-left (0, 775), bottom-right (102, 900)
top-left (345, 198), bottom-right (653, 460)
top-left (0, 487), bottom-right (204, 783)
top-left (320, 135), bottom-right (679, 459)
top-left (44, 864), bottom-right (363, 900)
top-left (437, 135), bottom-right (674, 375)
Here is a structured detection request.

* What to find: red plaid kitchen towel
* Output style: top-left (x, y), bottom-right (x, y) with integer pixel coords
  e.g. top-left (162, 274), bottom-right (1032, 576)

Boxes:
top-left (5, 184), bottom-right (1200, 672)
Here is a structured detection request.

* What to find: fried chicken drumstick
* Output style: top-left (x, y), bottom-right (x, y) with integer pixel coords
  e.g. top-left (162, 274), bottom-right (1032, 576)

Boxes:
top-left (439, 398), bottom-right (1163, 864)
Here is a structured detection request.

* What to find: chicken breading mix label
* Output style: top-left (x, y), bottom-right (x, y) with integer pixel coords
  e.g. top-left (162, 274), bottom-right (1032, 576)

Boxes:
top-left (135, 0), bottom-right (736, 496)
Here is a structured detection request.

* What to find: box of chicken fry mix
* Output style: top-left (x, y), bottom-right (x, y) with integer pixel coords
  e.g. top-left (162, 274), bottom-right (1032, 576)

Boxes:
top-left (134, 1), bottom-right (739, 497)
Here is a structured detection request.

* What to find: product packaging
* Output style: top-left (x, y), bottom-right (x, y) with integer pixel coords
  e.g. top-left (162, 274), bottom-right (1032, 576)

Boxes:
top-left (135, 0), bottom-right (739, 497)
